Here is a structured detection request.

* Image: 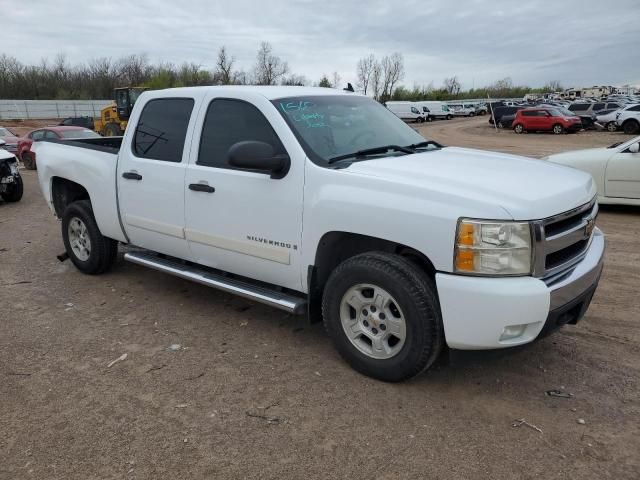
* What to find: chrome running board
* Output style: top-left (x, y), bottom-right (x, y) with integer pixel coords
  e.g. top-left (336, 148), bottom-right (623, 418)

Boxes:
top-left (124, 251), bottom-right (307, 315)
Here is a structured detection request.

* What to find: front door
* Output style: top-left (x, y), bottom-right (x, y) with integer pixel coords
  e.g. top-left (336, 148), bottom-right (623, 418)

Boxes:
top-left (605, 142), bottom-right (640, 199)
top-left (117, 97), bottom-right (196, 259)
top-left (184, 94), bottom-right (305, 291)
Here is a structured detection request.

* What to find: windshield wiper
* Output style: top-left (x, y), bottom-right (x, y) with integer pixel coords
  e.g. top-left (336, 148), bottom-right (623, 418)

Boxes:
top-left (404, 140), bottom-right (444, 150)
top-left (327, 144), bottom-right (414, 164)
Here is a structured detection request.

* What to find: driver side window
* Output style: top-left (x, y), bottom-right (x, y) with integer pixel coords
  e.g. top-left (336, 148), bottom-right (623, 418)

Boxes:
top-left (197, 99), bottom-right (286, 170)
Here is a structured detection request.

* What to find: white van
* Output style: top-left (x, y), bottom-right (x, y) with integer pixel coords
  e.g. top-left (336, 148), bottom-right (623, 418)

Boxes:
top-left (385, 102), bottom-right (427, 123)
top-left (414, 101), bottom-right (452, 120)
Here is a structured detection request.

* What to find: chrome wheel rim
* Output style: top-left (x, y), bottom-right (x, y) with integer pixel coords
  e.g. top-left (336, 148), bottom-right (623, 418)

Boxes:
top-left (515, 125), bottom-right (523, 133)
top-left (68, 217), bottom-right (91, 261)
top-left (607, 122), bottom-right (616, 132)
top-left (553, 125), bottom-right (562, 134)
top-left (339, 284), bottom-right (406, 360)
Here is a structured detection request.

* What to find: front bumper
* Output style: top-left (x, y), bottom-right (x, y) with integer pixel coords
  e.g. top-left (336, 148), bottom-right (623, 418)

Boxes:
top-left (436, 228), bottom-right (605, 350)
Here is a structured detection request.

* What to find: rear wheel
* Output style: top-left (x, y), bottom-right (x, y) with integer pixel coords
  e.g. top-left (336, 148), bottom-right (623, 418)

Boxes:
top-left (322, 252), bottom-right (444, 382)
top-left (623, 120), bottom-right (640, 135)
top-left (469, 112), bottom-right (475, 117)
top-left (446, 114), bottom-right (452, 120)
top-left (61, 200), bottom-right (118, 274)
top-left (552, 123), bottom-right (564, 134)
top-left (1, 174), bottom-right (23, 202)
top-left (514, 123), bottom-right (525, 134)
top-left (606, 122), bottom-right (618, 132)
top-left (22, 151), bottom-right (36, 170)
top-left (103, 123), bottom-right (122, 137)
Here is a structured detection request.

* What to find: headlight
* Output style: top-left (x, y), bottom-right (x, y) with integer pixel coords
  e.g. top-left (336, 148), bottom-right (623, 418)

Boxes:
top-left (454, 219), bottom-right (532, 275)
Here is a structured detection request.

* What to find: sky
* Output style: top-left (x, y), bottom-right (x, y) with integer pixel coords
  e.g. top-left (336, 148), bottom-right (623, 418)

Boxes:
top-left (3, 0), bottom-right (640, 90)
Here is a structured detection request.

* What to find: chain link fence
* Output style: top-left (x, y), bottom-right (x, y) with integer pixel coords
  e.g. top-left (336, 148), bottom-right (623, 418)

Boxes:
top-left (0, 100), bottom-right (111, 120)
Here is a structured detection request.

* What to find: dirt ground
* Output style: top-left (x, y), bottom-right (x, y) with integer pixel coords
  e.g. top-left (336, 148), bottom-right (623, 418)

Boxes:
top-left (1, 117), bottom-right (639, 479)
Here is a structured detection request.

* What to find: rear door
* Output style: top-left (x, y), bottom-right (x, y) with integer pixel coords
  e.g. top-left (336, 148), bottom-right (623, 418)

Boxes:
top-left (605, 140), bottom-right (640, 199)
top-left (184, 93), bottom-right (305, 291)
top-left (116, 96), bottom-right (197, 259)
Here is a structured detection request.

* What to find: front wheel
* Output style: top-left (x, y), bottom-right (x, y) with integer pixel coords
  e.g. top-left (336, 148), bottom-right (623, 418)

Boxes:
top-left (322, 252), bottom-right (444, 382)
top-left (606, 122), bottom-right (618, 132)
top-left (552, 123), bottom-right (564, 134)
top-left (446, 115), bottom-right (452, 120)
top-left (62, 200), bottom-right (118, 274)
top-left (514, 123), bottom-right (525, 134)
top-left (1, 174), bottom-right (23, 202)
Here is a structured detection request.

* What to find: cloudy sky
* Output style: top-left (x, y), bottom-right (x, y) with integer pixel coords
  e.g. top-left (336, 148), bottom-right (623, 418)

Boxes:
top-left (4, 0), bottom-right (640, 89)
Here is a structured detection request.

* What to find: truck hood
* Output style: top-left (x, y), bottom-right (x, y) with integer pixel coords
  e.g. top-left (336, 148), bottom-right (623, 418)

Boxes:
top-left (345, 147), bottom-right (596, 220)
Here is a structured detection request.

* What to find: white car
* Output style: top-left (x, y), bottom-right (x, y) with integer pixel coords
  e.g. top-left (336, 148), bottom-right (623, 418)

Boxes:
top-left (596, 109), bottom-right (623, 132)
top-left (615, 104), bottom-right (640, 134)
top-left (545, 136), bottom-right (640, 205)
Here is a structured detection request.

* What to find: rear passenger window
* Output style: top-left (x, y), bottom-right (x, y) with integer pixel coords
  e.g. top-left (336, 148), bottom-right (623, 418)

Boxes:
top-left (197, 99), bottom-right (286, 169)
top-left (522, 111), bottom-right (536, 117)
top-left (593, 103), bottom-right (605, 110)
top-left (133, 98), bottom-right (194, 162)
top-left (569, 104), bottom-right (588, 112)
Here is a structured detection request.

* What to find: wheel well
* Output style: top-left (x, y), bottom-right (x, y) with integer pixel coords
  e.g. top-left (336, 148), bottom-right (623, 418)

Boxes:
top-left (622, 118), bottom-right (639, 126)
top-left (51, 177), bottom-right (91, 217)
top-left (307, 232), bottom-right (436, 323)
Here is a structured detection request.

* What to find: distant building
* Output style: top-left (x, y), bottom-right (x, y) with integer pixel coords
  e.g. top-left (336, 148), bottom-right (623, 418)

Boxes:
top-left (614, 85), bottom-right (638, 95)
top-left (562, 86), bottom-right (615, 100)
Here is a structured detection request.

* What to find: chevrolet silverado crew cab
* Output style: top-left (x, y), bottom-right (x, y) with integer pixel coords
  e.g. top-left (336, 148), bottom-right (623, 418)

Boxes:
top-left (34, 86), bottom-right (605, 382)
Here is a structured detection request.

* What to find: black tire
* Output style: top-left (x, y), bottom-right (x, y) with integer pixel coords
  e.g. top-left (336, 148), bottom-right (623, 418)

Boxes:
top-left (552, 123), bottom-right (564, 134)
top-left (623, 120), bottom-right (639, 135)
top-left (446, 115), bottom-right (452, 120)
top-left (1, 174), bottom-right (23, 202)
top-left (514, 123), bottom-right (525, 134)
top-left (469, 112), bottom-right (475, 117)
top-left (322, 252), bottom-right (444, 382)
top-left (103, 123), bottom-right (122, 137)
top-left (61, 200), bottom-right (118, 274)
top-left (22, 151), bottom-right (36, 170)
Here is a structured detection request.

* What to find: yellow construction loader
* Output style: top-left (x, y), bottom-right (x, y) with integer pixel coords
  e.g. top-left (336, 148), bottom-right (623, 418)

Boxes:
top-left (94, 87), bottom-right (147, 136)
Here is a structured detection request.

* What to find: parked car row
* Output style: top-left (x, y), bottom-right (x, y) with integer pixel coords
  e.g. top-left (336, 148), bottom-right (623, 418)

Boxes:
top-left (385, 101), bottom-right (453, 122)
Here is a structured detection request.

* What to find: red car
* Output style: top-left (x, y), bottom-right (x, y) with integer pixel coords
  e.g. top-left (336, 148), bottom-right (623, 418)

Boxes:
top-left (17, 126), bottom-right (100, 170)
top-left (512, 108), bottom-right (582, 134)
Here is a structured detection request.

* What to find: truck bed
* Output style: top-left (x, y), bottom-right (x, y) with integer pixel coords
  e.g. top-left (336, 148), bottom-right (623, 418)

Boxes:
top-left (33, 136), bottom-right (127, 243)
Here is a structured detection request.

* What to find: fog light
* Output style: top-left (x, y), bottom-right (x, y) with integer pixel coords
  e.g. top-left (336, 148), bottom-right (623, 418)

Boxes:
top-left (500, 324), bottom-right (527, 341)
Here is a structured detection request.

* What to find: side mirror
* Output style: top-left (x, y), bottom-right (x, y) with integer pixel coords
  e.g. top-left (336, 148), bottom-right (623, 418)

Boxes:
top-left (629, 142), bottom-right (640, 154)
top-left (227, 141), bottom-right (290, 179)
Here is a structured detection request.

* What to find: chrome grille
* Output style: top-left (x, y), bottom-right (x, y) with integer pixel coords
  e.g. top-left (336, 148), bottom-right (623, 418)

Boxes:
top-left (532, 198), bottom-right (598, 279)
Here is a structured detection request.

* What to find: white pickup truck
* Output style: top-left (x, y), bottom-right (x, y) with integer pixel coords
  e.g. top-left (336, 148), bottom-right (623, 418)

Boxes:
top-left (35, 86), bottom-right (605, 382)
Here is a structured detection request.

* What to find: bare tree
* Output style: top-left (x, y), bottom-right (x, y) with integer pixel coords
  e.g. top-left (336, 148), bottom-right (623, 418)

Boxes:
top-left (356, 54), bottom-right (376, 95)
top-left (281, 73), bottom-right (308, 86)
top-left (380, 52), bottom-right (404, 101)
top-left (253, 42), bottom-right (289, 85)
top-left (490, 77), bottom-right (513, 97)
top-left (543, 80), bottom-right (563, 92)
top-left (215, 46), bottom-right (235, 85)
top-left (443, 76), bottom-right (461, 95)
top-left (371, 61), bottom-right (383, 101)
top-left (331, 71), bottom-right (341, 89)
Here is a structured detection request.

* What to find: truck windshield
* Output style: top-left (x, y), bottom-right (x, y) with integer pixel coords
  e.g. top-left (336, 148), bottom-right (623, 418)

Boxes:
top-left (272, 95), bottom-right (426, 165)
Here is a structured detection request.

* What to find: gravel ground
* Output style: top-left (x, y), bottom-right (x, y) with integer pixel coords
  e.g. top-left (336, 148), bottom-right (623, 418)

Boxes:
top-left (1, 117), bottom-right (639, 479)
